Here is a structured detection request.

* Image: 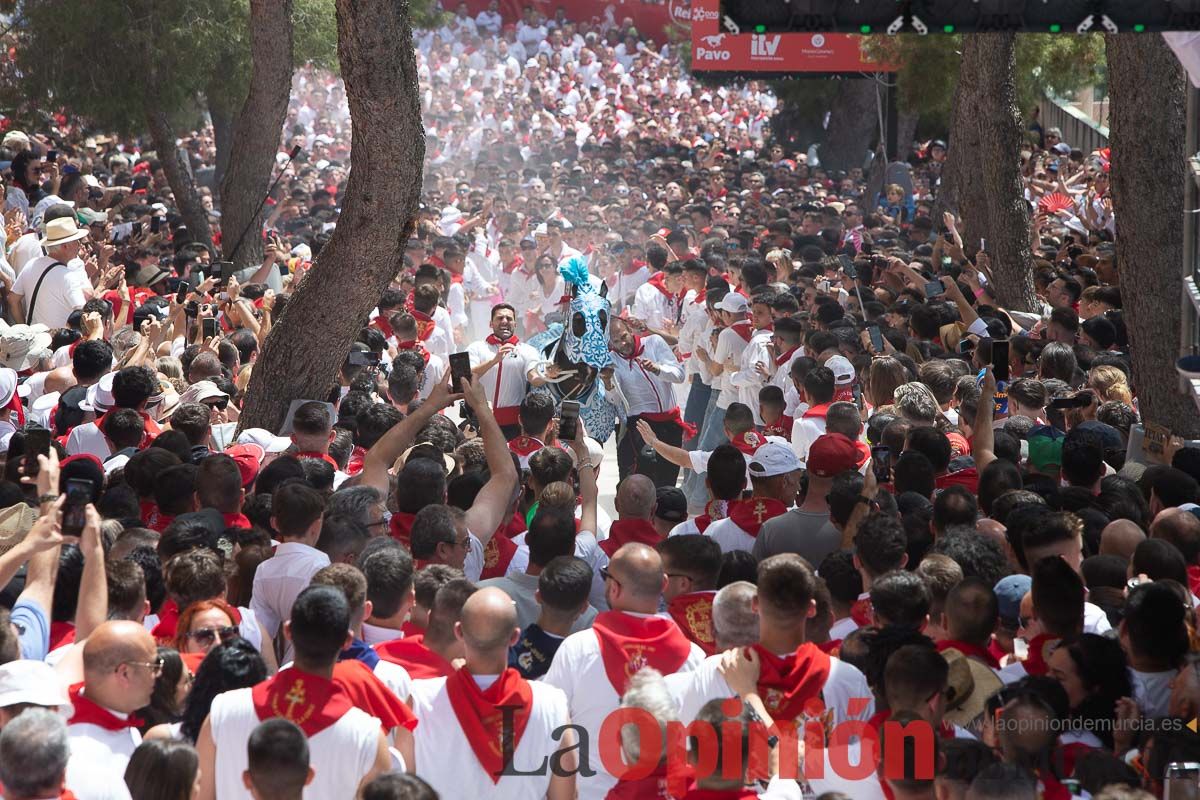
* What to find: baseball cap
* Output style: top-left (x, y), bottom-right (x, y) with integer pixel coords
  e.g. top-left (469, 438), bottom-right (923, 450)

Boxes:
top-left (227, 443), bottom-right (265, 488)
top-left (994, 574), bottom-right (1032, 629)
top-left (237, 427), bottom-right (292, 454)
top-left (654, 487), bottom-right (688, 524)
top-left (747, 441), bottom-right (802, 478)
top-left (0, 660), bottom-right (70, 708)
top-left (1052, 142), bottom-right (1072, 155)
top-left (806, 433), bottom-right (861, 478)
top-left (1027, 425), bottom-right (1065, 473)
top-left (714, 293), bottom-right (749, 314)
top-left (826, 355), bottom-right (855, 385)
top-left (1075, 420), bottom-right (1123, 452)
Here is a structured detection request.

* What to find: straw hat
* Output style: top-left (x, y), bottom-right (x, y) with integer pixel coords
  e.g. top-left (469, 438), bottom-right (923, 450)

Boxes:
top-left (0, 503), bottom-right (37, 556)
top-left (40, 217), bottom-right (89, 248)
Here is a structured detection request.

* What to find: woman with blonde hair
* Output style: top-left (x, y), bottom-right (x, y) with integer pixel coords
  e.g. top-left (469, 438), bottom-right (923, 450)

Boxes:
top-left (1088, 364), bottom-right (1133, 406)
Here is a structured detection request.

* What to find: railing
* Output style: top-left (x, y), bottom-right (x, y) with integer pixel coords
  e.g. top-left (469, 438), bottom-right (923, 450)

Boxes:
top-left (1038, 93), bottom-right (1109, 153)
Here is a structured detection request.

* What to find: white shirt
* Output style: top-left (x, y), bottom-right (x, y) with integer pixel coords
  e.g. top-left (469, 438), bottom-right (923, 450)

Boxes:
top-left (249, 541), bottom-right (331, 660)
top-left (713, 324), bottom-right (752, 407)
top-left (507, 530), bottom-right (609, 611)
top-left (677, 293), bottom-right (712, 377)
top-left (362, 621), bottom-right (403, 647)
top-left (415, 353), bottom-right (447, 402)
top-left (631, 280), bottom-right (684, 333)
top-left (676, 649), bottom-right (874, 729)
top-left (65, 419), bottom-right (112, 460)
top-left (410, 673), bottom-right (570, 800)
top-left (791, 410), bottom-right (828, 463)
top-left (703, 515), bottom-right (759, 554)
top-left (608, 334), bottom-right (685, 417)
top-left (542, 613), bottom-right (705, 800)
top-left (1132, 668), bottom-right (1175, 719)
top-left (728, 329), bottom-right (773, 424)
top-left (1083, 601), bottom-right (1112, 635)
top-left (467, 339), bottom-right (539, 412)
top-left (66, 715), bottom-right (140, 800)
top-left (610, 265), bottom-right (651, 312)
top-left (12, 254), bottom-right (91, 328)
top-left (209, 686), bottom-right (381, 799)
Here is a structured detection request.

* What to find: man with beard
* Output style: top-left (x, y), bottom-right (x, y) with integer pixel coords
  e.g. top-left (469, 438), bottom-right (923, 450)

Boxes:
top-left (467, 303), bottom-right (542, 439)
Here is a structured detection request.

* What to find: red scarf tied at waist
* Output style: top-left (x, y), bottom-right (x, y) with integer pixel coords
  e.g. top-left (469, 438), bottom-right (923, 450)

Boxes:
top-left (591, 611), bottom-right (692, 694)
top-left (640, 407), bottom-right (698, 440)
top-left (445, 667), bottom-right (533, 783)
top-left (251, 667), bottom-right (353, 737)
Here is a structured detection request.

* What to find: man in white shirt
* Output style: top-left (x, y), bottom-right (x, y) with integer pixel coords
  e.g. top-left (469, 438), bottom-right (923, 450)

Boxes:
top-left (198, 586), bottom-right (392, 800)
top-left (392, 312), bottom-right (446, 403)
top-left (697, 292), bottom-right (753, 451)
top-left (728, 292), bottom-right (776, 424)
top-left (705, 441), bottom-right (801, 554)
top-left (250, 482), bottom-right (330, 663)
top-left (543, 544), bottom-right (705, 800)
top-left (65, 622), bottom-right (159, 800)
top-left (631, 261), bottom-right (687, 337)
top-left (606, 242), bottom-right (650, 313)
top-left (467, 304), bottom-right (541, 439)
top-left (9, 215), bottom-right (93, 328)
top-left (475, 0), bottom-right (502, 34)
top-left (604, 317), bottom-right (687, 487)
top-left (410, 587), bottom-right (576, 799)
top-left (677, 554), bottom-right (873, 730)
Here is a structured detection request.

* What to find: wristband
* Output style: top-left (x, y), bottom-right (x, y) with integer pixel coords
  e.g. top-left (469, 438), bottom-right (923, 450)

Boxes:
top-left (37, 494), bottom-right (57, 506)
top-left (576, 459), bottom-right (593, 470)
top-left (855, 495), bottom-right (873, 506)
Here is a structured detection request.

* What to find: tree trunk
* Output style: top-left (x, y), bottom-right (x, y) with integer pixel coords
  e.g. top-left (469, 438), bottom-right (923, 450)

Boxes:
top-left (219, 0), bottom-right (295, 269)
top-left (934, 39), bottom-right (985, 252)
top-left (821, 78), bottom-right (879, 173)
top-left (973, 32), bottom-right (1036, 313)
top-left (1106, 34), bottom-right (1198, 436)
top-left (146, 109), bottom-right (214, 252)
top-left (209, 95), bottom-right (236, 205)
top-left (237, 0), bottom-right (424, 433)
top-left (895, 108), bottom-right (919, 163)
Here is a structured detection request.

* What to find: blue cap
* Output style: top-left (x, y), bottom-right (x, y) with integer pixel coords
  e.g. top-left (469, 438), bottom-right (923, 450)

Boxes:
top-left (994, 574), bottom-right (1032, 628)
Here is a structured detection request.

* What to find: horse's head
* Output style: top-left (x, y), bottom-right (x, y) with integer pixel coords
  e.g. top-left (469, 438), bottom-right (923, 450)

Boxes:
top-left (560, 256), bottom-right (613, 371)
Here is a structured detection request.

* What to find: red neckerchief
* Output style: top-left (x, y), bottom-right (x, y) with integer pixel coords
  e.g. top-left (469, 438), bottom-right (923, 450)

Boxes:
top-left (802, 402), bottom-right (834, 420)
top-left (600, 518), bottom-right (661, 557)
top-left (486, 333), bottom-right (519, 346)
top-left (151, 599), bottom-right (180, 642)
top-left (395, 339), bottom-right (431, 365)
top-left (694, 515), bottom-right (713, 533)
top-left (449, 271), bottom-right (464, 284)
top-left (729, 430), bottom-right (765, 456)
top-left (346, 445), bottom-right (367, 476)
top-left (96, 409), bottom-right (161, 447)
top-left (479, 534), bottom-right (518, 581)
top-left (759, 415), bottom-right (793, 438)
top-left (850, 593), bottom-right (873, 627)
top-left (429, 254), bottom-right (446, 269)
top-left (446, 667), bottom-right (533, 784)
top-left (409, 309), bottom-right (436, 341)
top-left (376, 634), bottom-right (454, 679)
top-left (400, 620), bottom-right (423, 638)
top-left (591, 611), bottom-right (693, 694)
top-left (615, 335), bottom-right (645, 366)
top-left (646, 271), bottom-right (684, 303)
top-left (727, 497), bottom-right (787, 538)
top-left (1022, 634), bottom-right (1061, 676)
top-left (751, 642), bottom-right (831, 721)
top-left (222, 511), bottom-right (252, 529)
top-left (294, 451), bottom-right (339, 470)
top-left (103, 287), bottom-right (156, 326)
top-left (49, 621), bottom-right (75, 651)
top-left (503, 255), bottom-right (524, 275)
top-left (988, 638), bottom-right (1008, 666)
top-left (500, 510), bottom-right (526, 539)
top-left (68, 683), bottom-right (142, 731)
top-left (507, 435), bottom-right (544, 457)
top-left (389, 512), bottom-right (416, 546)
top-left (774, 344), bottom-right (800, 367)
top-left (668, 591), bottom-right (718, 656)
top-left (251, 667), bottom-right (354, 737)
top-left (936, 639), bottom-right (1001, 669)
top-left (61, 791), bottom-right (79, 800)
top-left (817, 639), bottom-right (841, 656)
top-left (372, 315), bottom-right (395, 340)
top-left (332, 659), bottom-right (418, 733)
top-left (679, 789), bottom-right (757, 800)
top-left (4, 387), bottom-right (24, 426)
top-left (139, 499), bottom-right (159, 525)
top-left (730, 320), bottom-right (753, 342)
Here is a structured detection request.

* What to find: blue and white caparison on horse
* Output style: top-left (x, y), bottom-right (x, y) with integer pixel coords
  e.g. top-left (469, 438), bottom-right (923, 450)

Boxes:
top-left (527, 257), bottom-right (620, 443)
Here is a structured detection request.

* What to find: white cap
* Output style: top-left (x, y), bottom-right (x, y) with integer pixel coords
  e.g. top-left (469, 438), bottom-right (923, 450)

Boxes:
top-left (0, 368), bottom-right (15, 408)
top-left (714, 293), bottom-right (749, 314)
top-left (80, 372), bottom-right (116, 413)
top-left (0, 660), bottom-right (71, 708)
top-left (825, 355), bottom-right (856, 385)
top-left (747, 441), bottom-right (803, 478)
top-left (179, 380), bottom-right (229, 406)
top-left (237, 427), bottom-right (292, 454)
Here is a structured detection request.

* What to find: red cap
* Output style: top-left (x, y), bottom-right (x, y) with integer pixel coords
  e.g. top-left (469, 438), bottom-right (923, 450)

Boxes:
top-left (806, 433), bottom-right (861, 478)
top-left (226, 444), bottom-right (264, 488)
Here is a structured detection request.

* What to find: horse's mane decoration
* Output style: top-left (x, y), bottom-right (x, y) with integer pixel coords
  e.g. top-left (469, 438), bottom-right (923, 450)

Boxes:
top-left (526, 256), bottom-right (619, 442)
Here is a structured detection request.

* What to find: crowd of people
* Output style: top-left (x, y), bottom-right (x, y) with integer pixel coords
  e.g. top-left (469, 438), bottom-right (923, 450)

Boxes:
top-left (0, 5), bottom-right (1192, 800)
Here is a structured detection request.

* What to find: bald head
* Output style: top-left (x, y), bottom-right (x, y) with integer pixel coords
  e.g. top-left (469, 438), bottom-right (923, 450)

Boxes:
top-left (82, 621), bottom-right (156, 677)
top-left (610, 543), bottom-right (666, 601)
top-left (616, 475), bottom-right (656, 520)
top-left (1100, 519), bottom-right (1145, 561)
top-left (458, 587), bottom-right (519, 653)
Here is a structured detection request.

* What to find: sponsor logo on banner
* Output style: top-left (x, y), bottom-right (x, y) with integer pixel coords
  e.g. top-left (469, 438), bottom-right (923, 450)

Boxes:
top-left (695, 44), bottom-right (731, 61)
top-left (750, 33), bottom-right (782, 60)
top-left (692, 5), bottom-right (719, 22)
top-left (801, 32), bottom-right (835, 56)
top-left (669, 0), bottom-right (692, 27)
top-left (701, 34), bottom-right (726, 47)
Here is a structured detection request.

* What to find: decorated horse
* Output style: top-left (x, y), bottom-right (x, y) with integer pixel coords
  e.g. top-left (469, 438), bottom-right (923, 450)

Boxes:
top-left (527, 257), bottom-right (620, 443)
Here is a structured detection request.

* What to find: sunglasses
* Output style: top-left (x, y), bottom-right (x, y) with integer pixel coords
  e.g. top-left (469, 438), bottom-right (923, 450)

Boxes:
top-left (187, 625), bottom-right (239, 647)
top-left (204, 397), bottom-right (230, 411)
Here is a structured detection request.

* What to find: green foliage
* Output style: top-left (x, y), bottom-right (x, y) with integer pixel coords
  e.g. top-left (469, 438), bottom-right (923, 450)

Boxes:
top-left (865, 33), bottom-right (1105, 134)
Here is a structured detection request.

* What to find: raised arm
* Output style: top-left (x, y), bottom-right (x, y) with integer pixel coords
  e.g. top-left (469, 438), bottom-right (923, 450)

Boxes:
top-left (974, 367), bottom-right (997, 472)
top-left (360, 369), bottom-right (462, 497)
top-left (73, 505), bottom-right (108, 641)
top-left (635, 419), bottom-right (693, 470)
top-left (569, 421), bottom-right (598, 537)
top-left (461, 375), bottom-right (519, 544)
